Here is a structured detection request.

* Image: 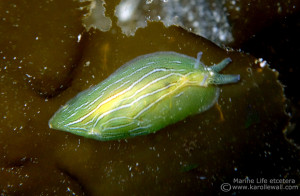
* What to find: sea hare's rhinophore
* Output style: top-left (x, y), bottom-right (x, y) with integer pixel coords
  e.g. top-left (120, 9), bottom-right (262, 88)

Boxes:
top-left (49, 51), bottom-right (240, 141)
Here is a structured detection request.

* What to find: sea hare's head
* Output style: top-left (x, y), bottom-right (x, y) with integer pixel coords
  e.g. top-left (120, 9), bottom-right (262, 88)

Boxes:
top-left (203, 57), bottom-right (240, 86)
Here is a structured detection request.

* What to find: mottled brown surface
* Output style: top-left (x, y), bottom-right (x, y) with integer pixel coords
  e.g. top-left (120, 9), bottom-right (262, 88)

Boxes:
top-left (0, 0), bottom-right (299, 195)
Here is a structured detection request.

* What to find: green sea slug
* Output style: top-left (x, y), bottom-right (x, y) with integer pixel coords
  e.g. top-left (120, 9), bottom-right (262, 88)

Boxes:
top-left (49, 51), bottom-right (240, 141)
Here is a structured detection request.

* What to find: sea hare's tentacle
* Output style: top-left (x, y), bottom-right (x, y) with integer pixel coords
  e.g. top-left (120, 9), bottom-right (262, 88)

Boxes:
top-left (194, 52), bottom-right (203, 69)
top-left (210, 58), bottom-right (232, 73)
top-left (209, 73), bottom-right (240, 85)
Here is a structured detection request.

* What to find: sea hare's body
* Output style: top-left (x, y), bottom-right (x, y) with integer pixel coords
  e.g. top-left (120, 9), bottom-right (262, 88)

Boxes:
top-left (49, 51), bottom-right (240, 141)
